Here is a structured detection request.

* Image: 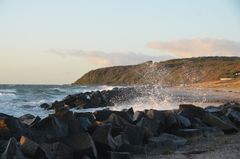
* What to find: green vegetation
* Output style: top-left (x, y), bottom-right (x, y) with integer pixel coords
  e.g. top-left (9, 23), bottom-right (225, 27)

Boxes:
top-left (73, 57), bottom-right (240, 86)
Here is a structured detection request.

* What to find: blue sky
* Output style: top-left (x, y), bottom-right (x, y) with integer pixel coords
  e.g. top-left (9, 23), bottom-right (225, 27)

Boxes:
top-left (0, 0), bottom-right (240, 84)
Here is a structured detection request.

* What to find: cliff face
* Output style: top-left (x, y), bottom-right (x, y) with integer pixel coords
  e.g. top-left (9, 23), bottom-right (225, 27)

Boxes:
top-left (73, 57), bottom-right (240, 86)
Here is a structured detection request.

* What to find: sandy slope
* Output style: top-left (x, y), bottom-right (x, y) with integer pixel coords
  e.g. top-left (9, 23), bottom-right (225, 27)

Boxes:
top-left (187, 78), bottom-right (240, 91)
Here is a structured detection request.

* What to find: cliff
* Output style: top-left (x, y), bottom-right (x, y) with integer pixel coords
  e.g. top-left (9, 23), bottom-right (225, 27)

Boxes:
top-left (74, 57), bottom-right (240, 86)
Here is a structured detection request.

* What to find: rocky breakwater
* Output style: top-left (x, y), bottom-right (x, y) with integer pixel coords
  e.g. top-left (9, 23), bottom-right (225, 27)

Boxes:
top-left (1, 101), bottom-right (240, 159)
top-left (40, 87), bottom-right (141, 110)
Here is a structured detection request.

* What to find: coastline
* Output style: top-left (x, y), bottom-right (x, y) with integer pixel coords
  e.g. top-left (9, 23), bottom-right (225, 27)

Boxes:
top-left (1, 86), bottom-right (240, 159)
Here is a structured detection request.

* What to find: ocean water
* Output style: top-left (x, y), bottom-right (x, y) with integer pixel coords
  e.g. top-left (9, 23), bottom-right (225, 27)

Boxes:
top-left (0, 84), bottom-right (230, 118)
top-left (0, 84), bottom-right (115, 117)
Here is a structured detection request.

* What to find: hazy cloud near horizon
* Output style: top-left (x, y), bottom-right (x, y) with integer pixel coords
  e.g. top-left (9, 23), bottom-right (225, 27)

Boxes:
top-left (147, 38), bottom-right (240, 57)
top-left (48, 49), bottom-right (172, 66)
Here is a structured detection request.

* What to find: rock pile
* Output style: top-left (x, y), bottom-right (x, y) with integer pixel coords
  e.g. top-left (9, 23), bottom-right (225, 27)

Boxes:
top-left (1, 102), bottom-right (240, 159)
top-left (40, 87), bottom-right (140, 110)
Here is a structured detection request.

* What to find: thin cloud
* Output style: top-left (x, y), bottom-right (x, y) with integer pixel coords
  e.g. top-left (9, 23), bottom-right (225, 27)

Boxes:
top-left (48, 49), bottom-right (172, 66)
top-left (147, 38), bottom-right (240, 57)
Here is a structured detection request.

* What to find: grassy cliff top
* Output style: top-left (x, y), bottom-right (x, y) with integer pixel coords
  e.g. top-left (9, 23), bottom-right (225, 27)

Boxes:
top-left (73, 56), bottom-right (240, 86)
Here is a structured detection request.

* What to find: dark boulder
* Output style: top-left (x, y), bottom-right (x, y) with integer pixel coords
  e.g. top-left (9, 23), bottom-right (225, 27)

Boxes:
top-left (202, 112), bottom-right (238, 133)
top-left (62, 133), bottom-right (97, 159)
top-left (204, 106), bottom-right (224, 117)
top-left (226, 109), bottom-right (240, 127)
top-left (95, 110), bottom-right (133, 123)
top-left (40, 103), bottom-right (51, 109)
top-left (124, 125), bottom-right (145, 146)
top-left (105, 114), bottom-right (132, 130)
top-left (0, 113), bottom-right (25, 140)
top-left (176, 114), bottom-right (191, 128)
top-left (77, 117), bottom-right (93, 132)
top-left (19, 136), bottom-right (49, 159)
top-left (132, 111), bottom-right (145, 124)
top-left (19, 114), bottom-right (41, 127)
top-left (145, 109), bottom-right (165, 124)
top-left (0, 140), bottom-right (8, 153)
top-left (122, 107), bottom-right (134, 117)
top-left (136, 117), bottom-right (160, 136)
top-left (74, 112), bottom-right (96, 123)
top-left (1, 137), bottom-right (26, 159)
top-left (92, 124), bottom-right (117, 157)
top-left (179, 104), bottom-right (205, 119)
top-left (41, 142), bottom-right (73, 159)
top-left (94, 110), bottom-right (113, 121)
top-left (31, 115), bottom-right (73, 143)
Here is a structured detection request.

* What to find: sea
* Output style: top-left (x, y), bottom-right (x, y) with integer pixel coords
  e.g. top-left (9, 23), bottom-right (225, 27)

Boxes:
top-left (0, 84), bottom-right (231, 118)
top-left (0, 84), bottom-right (116, 117)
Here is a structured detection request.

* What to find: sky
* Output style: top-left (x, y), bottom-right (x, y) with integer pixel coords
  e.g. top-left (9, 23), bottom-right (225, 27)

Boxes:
top-left (0, 0), bottom-right (240, 84)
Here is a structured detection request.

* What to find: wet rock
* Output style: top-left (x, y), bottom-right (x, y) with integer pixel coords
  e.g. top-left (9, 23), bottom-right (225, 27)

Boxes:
top-left (19, 136), bottom-right (49, 159)
top-left (189, 117), bottom-right (208, 129)
top-left (179, 104), bottom-right (205, 119)
top-left (0, 113), bottom-right (25, 139)
top-left (77, 117), bottom-right (93, 132)
top-left (164, 111), bottom-right (178, 131)
top-left (105, 114), bottom-right (132, 130)
top-left (226, 109), bottom-right (240, 127)
top-left (41, 142), bottom-right (73, 159)
top-left (132, 111), bottom-right (145, 124)
top-left (204, 106), bottom-right (224, 117)
top-left (33, 115), bottom-right (69, 142)
top-left (19, 114), bottom-right (41, 127)
top-left (114, 134), bottom-right (130, 147)
top-left (176, 129), bottom-right (203, 138)
top-left (202, 112), bottom-right (238, 133)
top-left (1, 137), bottom-right (26, 159)
top-left (62, 133), bottom-right (97, 158)
top-left (123, 107), bottom-right (134, 117)
top-left (176, 114), bottom-right (191, 128)
top-left (94, 110), bottom-right (113, 121)
top-left (74, 112), bottom-right (96, 123)
top-left (92, 124), bottom-right (117, 157)
top-left (124, 125), bottom-right (145, 146)
top-left (145, 109), bottom-right (165, 124)
top-left (53, 102), bottom-right (70, 116)
top-left (136, 117), bottom-right (160, 136)
top-left (40, 103), bottom-right (51, 109)
top-left (95, 110), bottom-right (133, 123)
top-left (0, 140), bottom-right (8, 153)
top-left (222, 102), bottom-right (240, 113)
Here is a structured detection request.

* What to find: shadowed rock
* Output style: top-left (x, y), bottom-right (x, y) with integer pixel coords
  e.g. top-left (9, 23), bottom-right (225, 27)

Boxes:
top-left (92, 124), bottom-right (117, 158)
top-left (19, 136), bottom-right (49, 159)
top-left (0, 113), bottom-right (25, 140)
top-left (1, 137), bottom-right (26, 159)
top-left (19, 114), bottom-right (41, 127)
top-left (62, 133), bottom-right (97, 159)
top-left (41, 142), bottom-right (73, 159)
top-left (202, 112), bottom-right (238, 133)
top-left (136, 117), bottom-right (160, 136)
